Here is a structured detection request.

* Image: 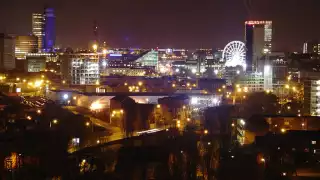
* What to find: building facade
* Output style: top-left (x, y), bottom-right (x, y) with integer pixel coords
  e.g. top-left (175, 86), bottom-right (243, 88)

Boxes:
top-left (27, 56), bottom-right (46, 72)
top-left (43, 8), bottom-right (55, 52)
top-left (245, 21), bottom-right (272, 71)
top-left (15, 35), bottom-right (38, 60)
top-left (304, 80), bottom-right (320, 116)
top-left (0, 34), bottom-right (15, 70)
top-left (32, 13), bottom-right (45, 52)
top-left (60, 53), bottom-right (100, 85)
top-left (101, 50), bottom-right (158, 76)
top-left (239, 72), bottom-right (264, 92)
top-left (303, 40), bottom-right (320, 54)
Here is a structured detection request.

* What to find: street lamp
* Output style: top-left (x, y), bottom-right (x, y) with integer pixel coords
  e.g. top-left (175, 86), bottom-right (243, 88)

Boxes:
top-left (50, 119), bottom-right (58, 128)
top-left (63, 94), bottom-right (69, 100)
top-left (92, 44), bottom-right (98, 51)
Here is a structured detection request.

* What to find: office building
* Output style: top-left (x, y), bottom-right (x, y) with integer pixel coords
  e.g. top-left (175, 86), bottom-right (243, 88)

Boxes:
top-left (27, 56), bottom-right (46, 72)
top-left (264, 64), bottom-right (273, 91)
top-left (43, 8), bottom-right (56, 52)
top-left (102, 50), bottom-right (158, 76)
top-left (304, 80), bottom-right (320, 116)
top-left (0, 33), bottom-right (15, 70)
top-left (32, 13), bottom-right (45, 51)
top-left (245, 21), bottom-right (272, 71)
top-left (239, 72), bottom-right (264, 92)
top-left (303, 40), bottom-right (320, 54)
top-left (15, 35), bottom-right (38, 59)
top-left (23, 53), bottom-right (57, 72)
top-left (60, 53), bottom-right (100, 85)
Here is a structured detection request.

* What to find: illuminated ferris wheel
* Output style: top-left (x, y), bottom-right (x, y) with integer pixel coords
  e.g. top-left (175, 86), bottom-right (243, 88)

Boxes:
top-left (222, 41), bottom-right (246, 70)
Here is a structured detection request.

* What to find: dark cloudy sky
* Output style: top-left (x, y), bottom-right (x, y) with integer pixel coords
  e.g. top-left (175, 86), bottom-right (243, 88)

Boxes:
top-left (0, 0), bottom-right (319, 51)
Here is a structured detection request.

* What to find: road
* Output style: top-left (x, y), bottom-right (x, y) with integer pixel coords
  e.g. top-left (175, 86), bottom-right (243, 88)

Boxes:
top-left (296, 168), bottom-right (320, 179)
top-left (63, 106), bottom-right (125, 143)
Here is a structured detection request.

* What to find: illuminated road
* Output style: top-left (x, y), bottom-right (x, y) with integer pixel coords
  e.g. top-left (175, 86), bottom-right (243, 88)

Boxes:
top-left (64, 106), bottom-right (165, 147)
top-left (297, 168), bottom-right (320, 179)
top-left (64, 106), bottom-right (120, 131)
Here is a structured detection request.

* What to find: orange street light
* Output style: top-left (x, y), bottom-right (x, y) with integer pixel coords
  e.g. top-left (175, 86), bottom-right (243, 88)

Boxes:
top-left (92, 44), bottom-right (98, 51)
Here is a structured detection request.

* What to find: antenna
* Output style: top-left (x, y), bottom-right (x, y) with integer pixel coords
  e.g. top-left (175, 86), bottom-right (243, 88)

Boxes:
top-left (93, 20), bottom-right (99, 44)
top-left (244, 0), bottom-right (252, 19)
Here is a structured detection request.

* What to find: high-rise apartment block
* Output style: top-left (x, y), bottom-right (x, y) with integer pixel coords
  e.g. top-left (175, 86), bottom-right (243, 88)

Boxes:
top-left (245, 21), bottom-right (272, 71)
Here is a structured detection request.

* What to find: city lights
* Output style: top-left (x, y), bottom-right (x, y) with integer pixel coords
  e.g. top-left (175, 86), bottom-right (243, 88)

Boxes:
top-left (63, 94), bottom-right (69, 100)
top-left (223, 41), bottom-right (246, 70)
top-left (34, 80), bottom-right (43, 87)
top-left (90, 101), bottom-right (103, 111)
top-left (92, 44), bottom-right (98, 51)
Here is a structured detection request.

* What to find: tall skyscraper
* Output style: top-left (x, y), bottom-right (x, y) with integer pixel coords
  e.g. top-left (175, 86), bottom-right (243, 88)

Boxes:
top-left (245, 21), bottom-right (272, 71)
top-left (43, 8), bottom-right (56, 52)
top-left (0, 33), bottom-right (15, 70)
top-left (15, 35), bottom-right (38, 59)
top-left (32, 13), bottom-right (45, 52)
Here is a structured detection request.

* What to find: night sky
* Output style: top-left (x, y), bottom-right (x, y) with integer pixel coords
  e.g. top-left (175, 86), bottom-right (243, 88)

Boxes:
top-left (1, 0), bottom-right (320, 51)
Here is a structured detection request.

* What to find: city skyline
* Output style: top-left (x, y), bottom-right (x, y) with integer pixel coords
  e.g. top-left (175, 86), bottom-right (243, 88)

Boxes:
top-left (1, 0), bottom-right (320, 51)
